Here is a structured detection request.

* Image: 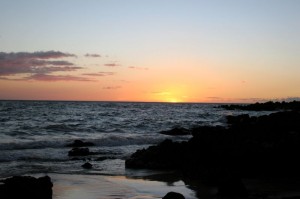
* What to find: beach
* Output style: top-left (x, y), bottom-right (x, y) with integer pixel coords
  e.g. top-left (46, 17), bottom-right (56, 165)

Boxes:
top-left (50, 173), bottom-right (197, 199)
top-left (34, 172), bottom-right (300, 199)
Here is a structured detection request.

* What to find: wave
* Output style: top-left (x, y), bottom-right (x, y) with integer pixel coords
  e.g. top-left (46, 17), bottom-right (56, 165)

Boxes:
top-left (0, 140), bottom-right (64, 150)
top-left (0, 134), bottom-right (168, 151)
top-left (0, 156), bottom-right (68, 163)
top-left (92, 135), bottom-right (166, 147)
top-left (44, 124), bottom-right (77, 132)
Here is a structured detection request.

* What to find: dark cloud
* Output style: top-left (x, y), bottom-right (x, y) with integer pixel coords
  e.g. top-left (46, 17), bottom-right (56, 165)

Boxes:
top-left (28, 66), bottom-right (81, 75)
top-left (103, 86), bottom-right (121, 89)
top-left (26, 74), bottom-right (92, 82)
top-left (82, 72), bottom-right (115, 77)
top-left (0, 51), bottom-right (81, 77)
top-left (128, 66), bottom-right (148, 70)
top-left (104, 63), bottom-right (120, 67)
top-left (0, 51), bottom-right (76, 60)
top-left (85, 53), bottom-right (101, 58)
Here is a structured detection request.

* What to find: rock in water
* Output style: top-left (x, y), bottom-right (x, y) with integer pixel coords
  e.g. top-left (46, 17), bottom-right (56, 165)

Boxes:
top-left (162, 192), bottom-right (185, 199)
top-left (0, 175), bottom-right (53, 199)
top-left (82, 162), bottom-right (93, 169)
top-left (66, 140), bottom-right (95, 147)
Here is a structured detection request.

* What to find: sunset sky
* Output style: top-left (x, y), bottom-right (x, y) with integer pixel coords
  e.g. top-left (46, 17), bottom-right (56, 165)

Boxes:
top-left (0, 0), bottom-right (299, 103)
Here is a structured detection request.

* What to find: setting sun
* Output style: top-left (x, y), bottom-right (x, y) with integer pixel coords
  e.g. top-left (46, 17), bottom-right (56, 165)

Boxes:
top-left (150, 86), bottom-right (188, 103)
top-left (168, 98), bottom-right (180, 103)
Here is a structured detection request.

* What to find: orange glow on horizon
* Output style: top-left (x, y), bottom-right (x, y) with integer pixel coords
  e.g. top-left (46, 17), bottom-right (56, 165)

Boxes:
top-left (148, 84), bottom-right (191, 103)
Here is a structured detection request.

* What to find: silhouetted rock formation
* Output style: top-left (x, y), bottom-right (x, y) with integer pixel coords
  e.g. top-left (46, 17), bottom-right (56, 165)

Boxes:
top-left (221, 100), bottom-right (300, 111)
top-left (0, 176), bottom-right (53, 199)
top-left (125, 139), bottom-right (186, 169)
top-left (126, 111), bottom-right (300, 196)
top-left (162, 192), bottom-right (185, 199)
top-left (66, 139), bottom-right (95, 147)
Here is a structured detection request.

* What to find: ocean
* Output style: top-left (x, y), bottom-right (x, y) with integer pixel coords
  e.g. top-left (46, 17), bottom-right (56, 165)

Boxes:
top-left (0, 101), bottom-right (272, 178)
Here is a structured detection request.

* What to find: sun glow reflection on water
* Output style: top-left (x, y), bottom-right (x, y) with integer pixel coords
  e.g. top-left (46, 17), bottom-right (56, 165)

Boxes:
top-left (51, 174), bottom-right (197, 199)
top-left (108, 176), bottom-right (197, 199)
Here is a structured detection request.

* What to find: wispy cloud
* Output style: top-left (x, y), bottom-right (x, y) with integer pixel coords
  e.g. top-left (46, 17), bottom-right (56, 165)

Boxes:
top-left (104, 63), bottom-right (120, 67)
top-left (85, 53), bottom-right (101, 58)
top-left (128, 66), bottom-right (148, 70)
top-left (116, 80), bottom-right (131, 83)
top-left (206, 97), bottom-right (223, 100)
top-left (26, 74), bottom-right (92, 82)
top-left (0, 51), bottom-right (80, 76)
top-left (82, 72), bottom-right (115, 77)
top-left (103, 86), bottom-right (121, 89)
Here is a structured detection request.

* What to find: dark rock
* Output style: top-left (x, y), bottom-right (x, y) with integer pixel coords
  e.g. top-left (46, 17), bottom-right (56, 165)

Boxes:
top-left (0, 175), bottom-right (53, 199)
top-left (160, 127), bottom-right (190, 136)
top-left (162, 192), bottom-right (185, 199)
top-left (226, 114), bottom-right (251, 125)
top-left (126, 110), bottom-right (300, 181)
top-left (68, 147), bottom-right (96, 156)
top-left (81, 162), bottom-right (93, 169)
top-left (125, 139), bottom-right (187, 170)
top-left (125, 108), bottom-right (300, 199)
top-left (217, 175), bottom-right (248, 197)
top-left (66, 140), bottom-right (95, 147)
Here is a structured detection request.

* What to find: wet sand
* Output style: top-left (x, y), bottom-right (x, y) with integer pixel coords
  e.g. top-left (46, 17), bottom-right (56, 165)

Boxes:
top-left (50, 173), bottom-right (197, 199)
top-left (4, 173), bottom-right (300, 199)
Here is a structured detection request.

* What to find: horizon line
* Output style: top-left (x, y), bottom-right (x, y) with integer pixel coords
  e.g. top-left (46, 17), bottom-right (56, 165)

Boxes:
top-left (0, 99), bottom-right (251, 104)
top-left (1, 98), bottom-right (296, 104)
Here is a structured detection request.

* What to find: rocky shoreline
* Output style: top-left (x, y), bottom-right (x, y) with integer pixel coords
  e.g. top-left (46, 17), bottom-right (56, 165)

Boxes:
top-left (126, 110), bottom-right (300, 198)
top-left (1, 102), bottom-right (300, 199)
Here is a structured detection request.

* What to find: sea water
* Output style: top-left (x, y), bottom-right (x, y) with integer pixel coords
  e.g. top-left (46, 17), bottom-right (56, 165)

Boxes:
top-left (0, 101), bottom-right (272, 178)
